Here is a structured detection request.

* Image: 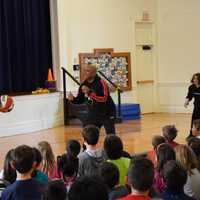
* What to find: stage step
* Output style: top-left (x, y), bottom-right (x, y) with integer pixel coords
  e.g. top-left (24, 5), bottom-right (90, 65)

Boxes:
top-left (117, 103), bottom-right (141, 121)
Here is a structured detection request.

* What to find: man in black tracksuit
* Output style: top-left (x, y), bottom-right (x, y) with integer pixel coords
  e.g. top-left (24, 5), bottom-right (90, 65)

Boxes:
top-left (68, 64), bottom-right (116, 134)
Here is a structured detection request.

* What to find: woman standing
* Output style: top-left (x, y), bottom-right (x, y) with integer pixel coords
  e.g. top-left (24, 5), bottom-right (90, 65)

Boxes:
top-left (185, 73), bottom-right (200, 136)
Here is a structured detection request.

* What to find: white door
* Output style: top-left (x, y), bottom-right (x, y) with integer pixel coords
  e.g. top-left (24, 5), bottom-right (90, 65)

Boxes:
top-left (136, 45), bottom-right (154, 114)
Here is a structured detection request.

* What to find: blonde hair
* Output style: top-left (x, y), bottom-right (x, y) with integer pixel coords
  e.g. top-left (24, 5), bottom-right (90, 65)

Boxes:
top-left (175, 144), bottom-right (198, 176)
top-left (37, 141), bottom-right (55, 176)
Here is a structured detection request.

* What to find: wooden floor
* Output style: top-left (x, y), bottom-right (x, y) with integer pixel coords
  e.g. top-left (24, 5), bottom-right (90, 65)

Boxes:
top-left (0, 113), bottom-right (192, 168)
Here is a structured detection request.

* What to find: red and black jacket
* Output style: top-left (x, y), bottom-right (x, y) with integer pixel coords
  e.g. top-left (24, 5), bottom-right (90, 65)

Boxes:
top-left (72, 75), bottom-right (116, 117)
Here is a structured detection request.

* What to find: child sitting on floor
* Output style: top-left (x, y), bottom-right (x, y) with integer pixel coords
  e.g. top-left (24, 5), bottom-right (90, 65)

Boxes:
top-left (104, 135), bottom-right (131, 186)
top-left (191, 119), bottom-right (200, 139)
top-left (99, 162), bottom-right (129, 200)
top-left (1, 145), bottom-right (46, 200)
top-left (38, 141), bottom-right (58, 180)
top-left (162, 125), bottom-right (179, 148)
top-left (32, 147), bottom-right (48, 184)
top-left (147, 135), bottom-right (166, 167)
top-left (119, 157), bottom-right (154, 200)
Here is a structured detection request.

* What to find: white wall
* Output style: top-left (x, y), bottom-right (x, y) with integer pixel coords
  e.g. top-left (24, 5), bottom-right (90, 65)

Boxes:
top-left (54, 0), bottom-right (200, 112)
top-left (54, 0), bottom-right (156, 104)
top-left (157, 0), bottom-right (200, 112)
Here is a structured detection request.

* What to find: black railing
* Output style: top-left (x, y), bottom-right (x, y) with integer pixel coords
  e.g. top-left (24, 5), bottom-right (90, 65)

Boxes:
top-left (62, 67), bottom-right (123, 125)
top-left (62, 68), bottom-right (68, 125)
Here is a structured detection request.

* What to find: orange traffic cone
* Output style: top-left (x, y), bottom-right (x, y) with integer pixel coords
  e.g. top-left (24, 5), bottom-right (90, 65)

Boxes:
top-left (47, 68), bottom-right (54, 81)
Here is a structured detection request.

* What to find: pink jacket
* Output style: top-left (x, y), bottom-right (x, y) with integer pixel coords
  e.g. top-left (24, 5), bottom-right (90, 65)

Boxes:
top-left (153, 169), bottom-right (166, 194)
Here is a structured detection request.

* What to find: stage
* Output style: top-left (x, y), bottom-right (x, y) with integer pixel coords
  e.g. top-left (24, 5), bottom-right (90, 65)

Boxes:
top-left (0, 113), bottom-right (191, 167)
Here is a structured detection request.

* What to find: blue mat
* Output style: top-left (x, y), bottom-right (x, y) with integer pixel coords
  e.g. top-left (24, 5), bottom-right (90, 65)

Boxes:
top-left (116, 103), bottom-right (141, 121)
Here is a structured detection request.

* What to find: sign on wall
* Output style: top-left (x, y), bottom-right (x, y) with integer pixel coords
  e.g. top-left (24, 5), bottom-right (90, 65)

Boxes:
top-left (79, 48), bottom-right (132, 91)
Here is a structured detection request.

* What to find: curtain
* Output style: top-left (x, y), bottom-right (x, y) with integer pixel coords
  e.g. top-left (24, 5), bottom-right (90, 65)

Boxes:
top-left (0, 0), bottom-right (52, 94)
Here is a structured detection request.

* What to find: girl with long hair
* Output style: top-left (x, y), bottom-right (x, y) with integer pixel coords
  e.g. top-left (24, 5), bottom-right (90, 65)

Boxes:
top-left (1, 149), bottom-right (16, 184)
top-left (175, 145), bottom-right (200, 200)
top-left (153, 143), bottom-right (176, 195)
top-left (37, 141), bottom-right (58, 180)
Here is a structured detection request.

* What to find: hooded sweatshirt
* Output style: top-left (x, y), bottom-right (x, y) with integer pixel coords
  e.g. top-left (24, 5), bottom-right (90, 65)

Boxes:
top-left (78, 149), bottom-right (106, 177)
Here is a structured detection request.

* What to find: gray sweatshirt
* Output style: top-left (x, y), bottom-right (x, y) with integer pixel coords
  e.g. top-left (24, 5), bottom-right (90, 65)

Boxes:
top-left (78, 149), bottom-right (106, 177)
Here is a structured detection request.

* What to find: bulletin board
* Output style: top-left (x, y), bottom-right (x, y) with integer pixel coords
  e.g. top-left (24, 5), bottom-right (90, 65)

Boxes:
top-left (79, 48), bottom-right (132, 91)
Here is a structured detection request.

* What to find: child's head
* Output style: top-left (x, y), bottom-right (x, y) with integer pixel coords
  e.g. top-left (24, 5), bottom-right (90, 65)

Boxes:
top-left (162, 125), bottom-right (178, 142)
top-left (42, 180), bottom-right (67, 200)
top-left (38, 141), bottom-right (55, 174)
top-left (66, 140), bottom-right (81, 157)
top-left (187, 137), bottom-right (200, 170)
top-left (163, 160), bottom-right (187, 191)
top-left (104, 135), bottom-right (123, 160)
top-left (187, 137), bottom-right (200, 158)
top-left (99, 162), bottom-right (119, 190)
top-left (12, 145), bottom-right (34, 174)
top-left (192, 119), bottom-right (200, 136)
top-left (3, 149), bottom-right (16, 183)
top-left (156, 143), bottom-right (176, 172)
top-left (32, 147), bottom-right (42, 169)
top-left (68, 176), bottom-right (108, 200)
top-left (82, 125), bottom-right (100, 146)
top-left (57, 154), bottom-right (77, 180)
top-left (128, 157), bottom-right (154, 193)
top-left (152, 135), bottom-right (166, 149)
top-left (175, 144), bottom-right (197, 175)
